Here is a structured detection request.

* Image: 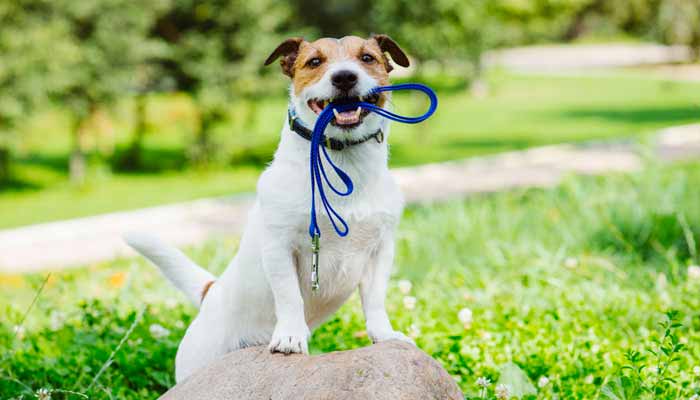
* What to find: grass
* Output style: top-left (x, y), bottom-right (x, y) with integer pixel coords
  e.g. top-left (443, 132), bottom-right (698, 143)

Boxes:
top-left (1, 71), bottom-right (699, 228)
top-left (2, 160), bottom-right (700, 399)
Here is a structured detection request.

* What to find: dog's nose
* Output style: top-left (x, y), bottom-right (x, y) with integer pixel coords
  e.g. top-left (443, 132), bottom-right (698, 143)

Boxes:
top-left (331, 70), bottom-right (358, 91)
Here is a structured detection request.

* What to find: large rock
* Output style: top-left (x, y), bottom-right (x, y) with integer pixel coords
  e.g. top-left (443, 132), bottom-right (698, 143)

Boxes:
top-left (160, 341), bottom-right (463, 400)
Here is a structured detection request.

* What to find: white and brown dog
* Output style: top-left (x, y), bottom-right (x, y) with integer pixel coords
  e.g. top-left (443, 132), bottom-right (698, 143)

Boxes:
top-left (126, 34), bottom-right (412, 382)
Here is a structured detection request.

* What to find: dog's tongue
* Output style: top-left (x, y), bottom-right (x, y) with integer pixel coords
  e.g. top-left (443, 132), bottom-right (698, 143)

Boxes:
top-left (334, 110), bottom-right (360, 125)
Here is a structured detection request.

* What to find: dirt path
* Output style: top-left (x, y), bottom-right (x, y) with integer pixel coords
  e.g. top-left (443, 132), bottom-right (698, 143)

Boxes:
top-left (1, 124), bottom-right (699, 273)
top-left (484, 43), bottom-right (693, 72)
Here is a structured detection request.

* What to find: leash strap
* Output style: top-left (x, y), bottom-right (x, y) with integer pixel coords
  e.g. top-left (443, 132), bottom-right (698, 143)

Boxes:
top-left (307, 83), bottom-right (438, 290)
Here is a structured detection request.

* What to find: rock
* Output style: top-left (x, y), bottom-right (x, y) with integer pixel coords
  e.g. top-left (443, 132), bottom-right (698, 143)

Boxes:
top-left (160, 341), bottom-right (464, 400)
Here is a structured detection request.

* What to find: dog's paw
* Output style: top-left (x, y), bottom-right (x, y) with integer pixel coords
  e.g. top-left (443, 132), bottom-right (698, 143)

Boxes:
top-left (368, 329), bottom-right (415, 346)
top-left (268, 322), bottom-right (310, 354)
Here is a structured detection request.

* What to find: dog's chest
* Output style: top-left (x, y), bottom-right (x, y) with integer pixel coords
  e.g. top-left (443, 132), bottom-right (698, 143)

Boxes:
top-left (293, 213), bottom-right (392, 324)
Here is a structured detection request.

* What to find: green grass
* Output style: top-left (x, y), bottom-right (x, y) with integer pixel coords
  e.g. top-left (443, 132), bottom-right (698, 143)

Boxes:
top-left (2, 161), bottom-right (700, 399)
top-left (1, 71), bottom-right (699, 229)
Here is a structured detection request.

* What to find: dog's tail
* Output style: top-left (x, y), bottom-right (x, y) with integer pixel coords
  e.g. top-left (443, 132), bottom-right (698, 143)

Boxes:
top-left (124, 232), bottom-right (215, 307)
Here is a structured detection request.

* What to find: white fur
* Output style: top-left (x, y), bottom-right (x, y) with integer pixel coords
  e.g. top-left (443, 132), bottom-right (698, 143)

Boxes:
top-left (126, 54), bottom-right (410, 383)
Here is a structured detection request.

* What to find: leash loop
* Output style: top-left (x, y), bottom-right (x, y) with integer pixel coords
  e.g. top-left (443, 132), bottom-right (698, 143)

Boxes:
top-left (308, 83), bottom-right (437, 239)
top-left (306, 83), bottom-right (437, 290)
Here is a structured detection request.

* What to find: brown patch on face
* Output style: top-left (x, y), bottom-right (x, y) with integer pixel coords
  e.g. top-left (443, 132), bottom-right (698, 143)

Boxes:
top-left (290, 36), bottom-right (394, 96)
top-left (266, 35), bottom-right (410, 111)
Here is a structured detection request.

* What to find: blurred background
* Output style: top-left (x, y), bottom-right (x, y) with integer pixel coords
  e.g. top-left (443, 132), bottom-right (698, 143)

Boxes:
top-left (1, 0), bottom-right (699, 228)
top-left (2, 1), bottom-right (700, 399)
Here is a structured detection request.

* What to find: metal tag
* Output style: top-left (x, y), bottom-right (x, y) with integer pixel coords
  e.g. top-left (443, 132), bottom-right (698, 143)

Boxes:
top-left (311, 234), bottom-right (320, 291)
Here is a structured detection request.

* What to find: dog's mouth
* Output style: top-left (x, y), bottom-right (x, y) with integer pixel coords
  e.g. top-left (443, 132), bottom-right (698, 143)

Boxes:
top-left (307, 93), bottom-right (380, 128)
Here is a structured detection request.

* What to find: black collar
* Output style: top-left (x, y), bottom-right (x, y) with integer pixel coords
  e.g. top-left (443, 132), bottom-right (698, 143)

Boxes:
top-left (288, 109), bottom-right (384, 151)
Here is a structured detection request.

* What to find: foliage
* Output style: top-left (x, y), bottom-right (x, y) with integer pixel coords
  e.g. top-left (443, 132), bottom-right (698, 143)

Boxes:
top-left (370, 0), bottom-right (494, 70)
top-left (152, 0), bottom-right (291, 164)
top-left (0, 0), bottom-right (68, 181)
top-left (43, 0), bottom-right (172, 182)
top-left (657, 0), bottom-right (700, 59)
top-left (1, 71), bottom-right (699, 228)
top-left (1, 0), bottom-right (699, 182)
top-left (2, 162), bottom-right (700, 399)
top-left (601, 311), bottom-right (687, 399)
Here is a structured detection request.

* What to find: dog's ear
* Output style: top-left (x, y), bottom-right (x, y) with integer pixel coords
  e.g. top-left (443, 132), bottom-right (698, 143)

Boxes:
top-left (264, 37), bottom-right (304, 77)
top-left (372, 34), bottom-right (410, 72)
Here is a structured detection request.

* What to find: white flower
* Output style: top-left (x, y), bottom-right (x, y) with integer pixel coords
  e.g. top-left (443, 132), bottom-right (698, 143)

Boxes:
top-left (648, 365), bottom-right (659, 374)
top-left (689, 394), bottom-right (699, 400)
top-left (165, 298), bottom-right (179, 309)
top-left (688, 265), bottom-right (700, 280)
top-left (403, 296), bottom-right (417, 310)
top-left (36, 388), bottom-right (51, 400)
top-left (459, 345), bottom-right (480, 359)
top-left (584, 374), bottom-right (594, 384)
top-left (564, 257), bottom-right (578, 269)
top-left (397, 279), bottom-right (412, 294)
top-left (476, 376), bottom-right (491, 388)
top-left (13, 325), bottom-right (25, 340)
top-left (495, 383), bottom-right (510, 399)
top-left (538, 375), bottom-right (550, 388)
top-left (49, 311), bottom-right (65, 331)
top-left (693, 365), bottom-right (700, 376)
top-left (408, 324), bottom-right (421, 339)
top-left (458, 307), bottom-right (473, 328)
top-left (149, 323), bottom-right (171, 339)
top-left (657, 273), bottom-right (668, 289)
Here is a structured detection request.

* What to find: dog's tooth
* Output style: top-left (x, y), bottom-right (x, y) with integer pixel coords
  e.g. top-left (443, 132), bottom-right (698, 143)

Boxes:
top-left (355, 107), bottom-right (362, 118)
top-left (333, 109), bottom-right (340, 119)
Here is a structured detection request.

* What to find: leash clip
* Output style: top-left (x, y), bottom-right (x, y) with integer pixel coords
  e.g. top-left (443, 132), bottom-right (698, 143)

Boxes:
top-left (311, 233), bottom-right (320, 292)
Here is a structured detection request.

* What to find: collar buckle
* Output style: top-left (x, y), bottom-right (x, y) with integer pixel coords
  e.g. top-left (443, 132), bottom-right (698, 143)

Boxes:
top-left (375, 129), bottom-right (384, 143)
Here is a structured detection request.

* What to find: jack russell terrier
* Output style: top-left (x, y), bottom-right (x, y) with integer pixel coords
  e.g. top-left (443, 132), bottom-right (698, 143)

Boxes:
top-left (126, 34), bottom-right (413, 382)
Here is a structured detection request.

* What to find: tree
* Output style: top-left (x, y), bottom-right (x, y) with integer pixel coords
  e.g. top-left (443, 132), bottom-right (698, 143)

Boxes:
top-left (49, 0), bottom-right (170, 183)
top-left (658, 0), bottom-right (700, 60)
top-left (369, 0), bottom-right (495, 88)
top-left (0, 0), bottom-right (65, 183)
top-left (153, 0), bottom-right (291, 165)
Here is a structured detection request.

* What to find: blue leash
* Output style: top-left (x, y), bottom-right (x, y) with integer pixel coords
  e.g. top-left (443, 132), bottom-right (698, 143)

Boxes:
top-left (306, 83), bottom-right (438, 290)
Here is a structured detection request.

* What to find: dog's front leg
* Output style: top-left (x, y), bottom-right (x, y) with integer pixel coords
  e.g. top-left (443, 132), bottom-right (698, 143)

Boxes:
top-left (262, 235), bottom-right (310, 354)
top-left (360, 234), bottom-right (414, 345)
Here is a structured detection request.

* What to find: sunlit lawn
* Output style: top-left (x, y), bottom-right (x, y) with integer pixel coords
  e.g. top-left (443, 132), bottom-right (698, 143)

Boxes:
top-left (2, 161), bottom-right (700, 399)
top-left (2, 71), bottom-right (699, 228)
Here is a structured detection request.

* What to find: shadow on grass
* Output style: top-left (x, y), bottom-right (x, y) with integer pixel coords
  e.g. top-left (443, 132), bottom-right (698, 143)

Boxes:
top-left (445, 137), bottom-right (537, 150)
top-left (0, 177), bottom-right (43, 193)
top-left (589, 210), bottom-right (700, 265)
top-left (561, 106), bottom-right (700, 125)
top-left (393, 75), bottom-right (470, 95)
top-left (18, 153), bottom-right (70, 173)
top-left (110, 146), bottom-right (188, 173)
top-left (229, 142), bottom-right (277, 168)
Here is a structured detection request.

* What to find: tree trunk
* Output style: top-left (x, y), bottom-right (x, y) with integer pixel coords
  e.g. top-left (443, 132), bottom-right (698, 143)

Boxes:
top-left (470, 55), bottom-right (488, 98)
top-left (190, 115), bottom-right (212, 165)
top-left (191, 109), bottom-right (223, 166)
top-left (563, 0), bottom-right (604, 41)
top-left (70, 115), bottom-right (87, 185)
top-left (116, 96), bottom-right (147, 171)
top-left (0, 145), bottom-right (10, 183)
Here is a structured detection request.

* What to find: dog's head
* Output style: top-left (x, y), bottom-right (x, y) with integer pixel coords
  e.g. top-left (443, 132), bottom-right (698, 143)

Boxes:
top-left (264, 35), bottom-right (409, 139)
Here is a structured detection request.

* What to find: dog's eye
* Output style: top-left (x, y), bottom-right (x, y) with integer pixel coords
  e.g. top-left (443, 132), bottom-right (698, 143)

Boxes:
top-left (360, 54), bottom-right (375, 63)
top-left (306, 57), bottom-right (322, 68)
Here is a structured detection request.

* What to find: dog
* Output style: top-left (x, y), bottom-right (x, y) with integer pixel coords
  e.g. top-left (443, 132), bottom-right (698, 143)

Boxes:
top-left (125, 34), bottom-right (413, 383)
